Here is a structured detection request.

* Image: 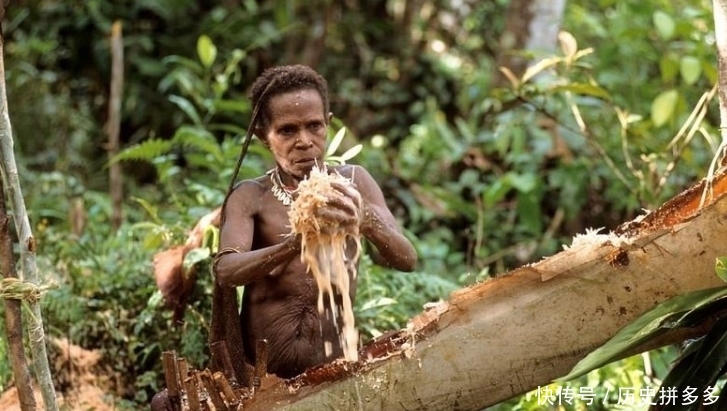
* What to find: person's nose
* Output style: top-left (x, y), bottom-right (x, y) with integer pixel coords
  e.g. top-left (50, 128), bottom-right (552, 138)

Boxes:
top-left (295, 131), bottom-right (314, 148)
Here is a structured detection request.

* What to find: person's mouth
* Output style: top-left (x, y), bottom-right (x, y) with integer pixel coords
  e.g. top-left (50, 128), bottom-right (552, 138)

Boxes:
top-left (295, 158), bottom-right (317, 166)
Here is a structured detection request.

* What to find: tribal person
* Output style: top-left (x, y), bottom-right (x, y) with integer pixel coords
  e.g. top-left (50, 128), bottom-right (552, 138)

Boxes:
top-left (213, 64), bottom-right (417, 379)
top-left (151, 65), bottom-right (416, 410)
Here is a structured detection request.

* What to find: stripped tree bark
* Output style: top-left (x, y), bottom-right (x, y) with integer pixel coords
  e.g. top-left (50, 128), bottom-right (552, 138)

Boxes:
top-left (233, 168), bottom-right (727, 411)
top-left (0, 5), bottom-right (58, 410)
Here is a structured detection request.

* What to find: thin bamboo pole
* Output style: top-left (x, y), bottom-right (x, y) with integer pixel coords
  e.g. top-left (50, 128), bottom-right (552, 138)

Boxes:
top-left (0, 175), bottom-right (36, 410)
top-left (0, 7), bottom-right (57, 410)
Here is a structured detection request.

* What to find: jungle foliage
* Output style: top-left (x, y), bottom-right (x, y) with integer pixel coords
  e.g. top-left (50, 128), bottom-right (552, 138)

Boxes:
top-left (0, 0), bottom-right (723, 408)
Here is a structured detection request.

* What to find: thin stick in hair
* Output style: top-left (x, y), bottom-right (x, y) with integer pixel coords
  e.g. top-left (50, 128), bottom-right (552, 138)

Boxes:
top-left (219, 76), bottom-right (278, 226)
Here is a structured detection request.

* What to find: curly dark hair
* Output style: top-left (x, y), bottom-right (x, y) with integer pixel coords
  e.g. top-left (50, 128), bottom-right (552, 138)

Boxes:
top-left (250, 65), bottom-right (329, 131)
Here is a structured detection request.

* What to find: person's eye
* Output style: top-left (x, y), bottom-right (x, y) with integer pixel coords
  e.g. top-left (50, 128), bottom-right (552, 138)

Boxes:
top-left (279, 127), bottom-right (296, 137)
top-left (308, 123), bottom-right (325, 133)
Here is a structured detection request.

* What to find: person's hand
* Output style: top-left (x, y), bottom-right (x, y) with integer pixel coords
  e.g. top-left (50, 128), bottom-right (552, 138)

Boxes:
top-left (313, 181), bottom-right (362, 234)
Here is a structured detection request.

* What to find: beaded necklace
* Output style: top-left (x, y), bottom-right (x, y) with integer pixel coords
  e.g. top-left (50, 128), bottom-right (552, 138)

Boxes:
top-left (267, 168), bottom-right (296, 206)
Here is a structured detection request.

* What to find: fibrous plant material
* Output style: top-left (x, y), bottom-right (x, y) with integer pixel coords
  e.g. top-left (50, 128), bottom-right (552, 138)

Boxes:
top-left (288, 165), bottom-right (362, 362)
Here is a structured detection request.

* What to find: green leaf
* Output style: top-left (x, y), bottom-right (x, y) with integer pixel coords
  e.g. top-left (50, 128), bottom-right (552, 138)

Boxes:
top-left (132, 198), bottom-right (162, 224)
top-left (197, 35), bottom-right (217, 68)
top-left (359, 297), bottom-right (398, 311)
top-left (202, 225), bottom-right (219, 253)
top-left (172, 126), bottom-right (223, 163)
top-left (680, 56), bottom-right (702, 85)
top-left (558, 286), bottom-right (727, 381)
top-left (111, 139), bottom-right (174, 164)
top-left (182, 247), bottom-right (211, 276)
top-left (653, 315), bottom-right (727, 411)
top-left (483, 179), bottom-right (511, 208)
top-left (653, 11), bottom-right (675, 40)
top-left (659, 54), bottom-right (680, 82)
top-left (549, 83), bottom-right (611, 100)
top-left (507, 172), bottom-right (537, 193)
top-left (651, 348), bottom-right (699, 409)
top-left (169, 95), bottom-right (202, 125)
top-left (716, 257), bottom-right (727, 283)
top-left (651, 89), bottom-right (679, 127)
top-left (517, 191), bottom-right (542, 233)
top-left (213, 99), bottom-right (251, 114)
top-left (143, 231), bottom-right (165, 250)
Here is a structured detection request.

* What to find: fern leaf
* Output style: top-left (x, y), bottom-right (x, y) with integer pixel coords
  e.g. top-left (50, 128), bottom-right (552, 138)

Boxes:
top-left (111, 139), bottom-right (174, 164)
top-left (172, 126), bottom-right (223, 163)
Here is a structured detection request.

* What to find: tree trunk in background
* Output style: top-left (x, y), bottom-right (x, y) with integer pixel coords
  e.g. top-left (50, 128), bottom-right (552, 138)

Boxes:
top-left (238, 169), bottom-right (727, 411)
top-left (106, 21), bottom-right (124, 230)
top-left (495, 0), bottom-right (567, 85)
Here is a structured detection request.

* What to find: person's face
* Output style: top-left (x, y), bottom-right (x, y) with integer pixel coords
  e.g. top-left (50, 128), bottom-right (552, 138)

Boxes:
top-left (260, 88), bottom-right (329, 181)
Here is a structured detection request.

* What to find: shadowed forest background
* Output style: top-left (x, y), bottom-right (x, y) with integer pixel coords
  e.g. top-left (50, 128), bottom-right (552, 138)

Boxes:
top-left (0, 0), bottom-right (722, 409)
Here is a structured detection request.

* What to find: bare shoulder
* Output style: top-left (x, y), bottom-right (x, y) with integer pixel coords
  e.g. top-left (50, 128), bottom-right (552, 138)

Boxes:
top-left (225, 175), bottom-right (269, 214)
top-left (331, 164), bottom-right (376, 186)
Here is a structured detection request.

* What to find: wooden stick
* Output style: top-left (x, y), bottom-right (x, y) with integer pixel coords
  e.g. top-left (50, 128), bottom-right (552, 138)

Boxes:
top-left (176, 358), bottom-right (191, 411)
top-left (213, 371), bottom-right (239, 405)
top-left (200, 369), bottom-right (228, 410)
top-left (184, 375), bottom-right (201, 411)
top-left (162, 351), bottom-right (180, 400)
top-left (0, 11), bottom-right (58, 407)
top-left (0, 174), bottom-right (36, 410)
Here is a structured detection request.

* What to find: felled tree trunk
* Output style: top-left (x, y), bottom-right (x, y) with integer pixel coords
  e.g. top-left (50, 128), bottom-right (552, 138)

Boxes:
top-left (239, 169), bottom-right (727, 411)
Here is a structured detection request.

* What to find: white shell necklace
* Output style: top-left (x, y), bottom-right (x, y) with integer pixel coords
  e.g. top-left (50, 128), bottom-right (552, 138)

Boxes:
top-left (267, 168), bottom-right (296, 206)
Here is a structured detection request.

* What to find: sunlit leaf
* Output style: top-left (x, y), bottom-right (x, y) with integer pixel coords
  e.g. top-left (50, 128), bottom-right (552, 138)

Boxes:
top-left (133, 198), bottom-right (161, 223)
top-left (338, 144), bottom-right (363, 163)
top-left (653, 11), bottom-right (675, 40)
top-left (521, 56), bottom-right (561, 84)
top-left (680, 56), bottom-right (702, 85)
top-left (716, 257), bottom-right (727, 283)
top-left (651, 89), bottom-right (679, 127)
top-left (326, 127), bottom-right (347, 157)
top-left (143, 231), bottom-right (165, 250)
top-left (558, 31), bottom-right (578, 58)
top-left (498, 67), bottom-right (520, 88)
top-left (202, 225), bottom-right (219, 253)
top-left (359, 297), bottom-right (398, 311)
top-left (197, 35), bottom-right (217, 68)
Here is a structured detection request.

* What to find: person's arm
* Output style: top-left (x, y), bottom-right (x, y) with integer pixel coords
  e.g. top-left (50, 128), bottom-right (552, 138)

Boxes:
top-left (349, 165), bottom-right (417, 272)
top-left (213, 181), bottom-right (300, 287)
